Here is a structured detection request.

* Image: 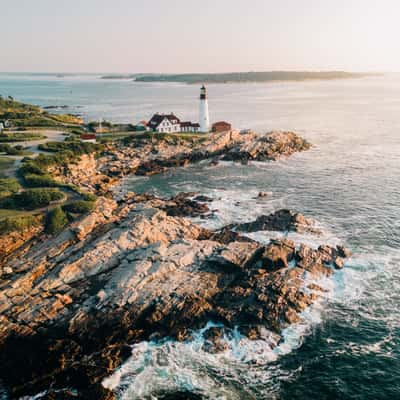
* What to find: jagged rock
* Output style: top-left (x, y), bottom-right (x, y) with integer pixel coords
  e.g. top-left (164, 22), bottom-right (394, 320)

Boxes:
top-left (209, 241), bottom-right (262, 270)
top-left (202, 326), bottom-right (228, 353)
top-left (260, 239), bottom-right (295, 271)
top-left (72, 197), bottom-right (117, 241)
top-left (0, 200), bottom-right (349, 398)
top-left (221, 131), bottom-right (311, 162)
top-left (229, 209), bottom-right (320, 234)
top-left (337, 245), bottom-right (351, 258)
top-left (160, 192), bottom-right (211, 217)
top-left (0, 129), bottom-right (344, 398)
top-left (193, 194), bottom-right (213, 202)
top-left (334, 257), bottom-right (345, 269)
top-left (203, 227), bottom-right (255, 245)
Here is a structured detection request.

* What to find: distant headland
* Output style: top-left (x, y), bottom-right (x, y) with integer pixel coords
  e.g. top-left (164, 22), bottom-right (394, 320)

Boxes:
top-left (101, 71), bottom-right (378, 83)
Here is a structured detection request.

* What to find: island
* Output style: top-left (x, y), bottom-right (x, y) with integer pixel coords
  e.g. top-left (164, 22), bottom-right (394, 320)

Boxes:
top-left (133, 71), bottom-right (374, 84)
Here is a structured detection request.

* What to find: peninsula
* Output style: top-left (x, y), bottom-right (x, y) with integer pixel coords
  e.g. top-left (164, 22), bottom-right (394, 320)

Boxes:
top-left (0, 116), bottom-right (351, 399)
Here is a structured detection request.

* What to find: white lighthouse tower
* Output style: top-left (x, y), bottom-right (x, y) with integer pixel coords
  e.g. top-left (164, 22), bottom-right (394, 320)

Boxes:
top-left (199, 85), bottom-right (210, 132)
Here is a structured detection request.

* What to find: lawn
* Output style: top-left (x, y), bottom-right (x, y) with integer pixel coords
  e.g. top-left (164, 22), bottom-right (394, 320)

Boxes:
top-left (0, 208), bottom-right (29, 220)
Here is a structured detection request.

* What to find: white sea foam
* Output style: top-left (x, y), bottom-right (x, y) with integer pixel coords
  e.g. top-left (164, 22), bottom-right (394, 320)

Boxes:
top-left (103, 240), bottom-right (400, 399)
top-left (102, 261), bottom-right (349, 399)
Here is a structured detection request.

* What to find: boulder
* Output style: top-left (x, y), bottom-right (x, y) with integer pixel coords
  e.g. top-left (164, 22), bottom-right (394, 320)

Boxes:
top-left (260, 239), bottom-right (295, 271)
top-left (229, 209), bottom-right (319, 234)
top-left (257, 191), bottom-right (268, 198)
top-left (337, 245), bottom-right (351, 258)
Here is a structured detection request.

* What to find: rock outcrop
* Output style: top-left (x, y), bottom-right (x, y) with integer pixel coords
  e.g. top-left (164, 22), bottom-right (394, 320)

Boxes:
top-left (0, 129), bottom-right (339, 399)
top-left (0, 192), bottom-right (349, 399)
top-left (53, 130), bottom-right (311, 193)
top-left (221, 131), bottom-right (311, 162)
top-left (228, 209), bottom-right (321, 234)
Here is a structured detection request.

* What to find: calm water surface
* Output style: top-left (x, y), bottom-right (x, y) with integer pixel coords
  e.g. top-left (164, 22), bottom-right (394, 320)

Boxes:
top-left (1, 73), bottom-right (400, 399)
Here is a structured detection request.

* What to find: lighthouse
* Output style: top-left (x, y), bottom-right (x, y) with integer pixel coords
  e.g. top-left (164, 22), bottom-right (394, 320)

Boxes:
top-left (199, 85), bottom-right (210, 132)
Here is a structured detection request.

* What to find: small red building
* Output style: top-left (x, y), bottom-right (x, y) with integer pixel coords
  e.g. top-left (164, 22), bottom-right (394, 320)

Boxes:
top-left (212, 121), bottom-right (232, 133)
top-left (80, 134), bottom-right (97, 143)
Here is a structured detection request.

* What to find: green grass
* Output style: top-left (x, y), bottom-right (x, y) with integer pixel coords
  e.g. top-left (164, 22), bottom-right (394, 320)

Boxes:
top-left (0, 132), bottom-right (46, 142)
top-left (0, 96), bottom-right (84, 130)
top-left (0, 209), bottom-right (29, 219)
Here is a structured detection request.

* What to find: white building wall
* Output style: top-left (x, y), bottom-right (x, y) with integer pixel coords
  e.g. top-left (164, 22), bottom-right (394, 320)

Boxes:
top-left (156, 118), bottom-right (181, 133)
top-left (199, 99), bottom-right (210, 132)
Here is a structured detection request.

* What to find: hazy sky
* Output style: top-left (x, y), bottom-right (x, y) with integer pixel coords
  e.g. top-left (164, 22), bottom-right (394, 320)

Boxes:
top-left (1, 0), bottom-right (400, 73)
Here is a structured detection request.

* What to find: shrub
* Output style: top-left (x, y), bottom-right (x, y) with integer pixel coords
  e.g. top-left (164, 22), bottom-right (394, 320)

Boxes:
top-left (62, 200), bottom-right (95, 214)
top-left (0, 214), bottom-right (43, 234)
top-left (80, 191), bottom-right (97, 202)
top-left (23, 173), bottom-right (59, 188)
top-left (38, 141), bottom-right (101, 155)
top-left (19, 161), bottom-right (46, 176)
top-left (0, 143), bottom-right (30, 156)
top-left (0, 178), bottom-right (21, 197)
top-left (0, 188), bottom-right (64, 210)
top-left (45, 206), bottom-right (68, 234)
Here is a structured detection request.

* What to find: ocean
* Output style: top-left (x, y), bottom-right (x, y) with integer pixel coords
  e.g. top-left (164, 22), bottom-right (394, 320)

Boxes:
top-left (1, 73), bottom-right (400, 399)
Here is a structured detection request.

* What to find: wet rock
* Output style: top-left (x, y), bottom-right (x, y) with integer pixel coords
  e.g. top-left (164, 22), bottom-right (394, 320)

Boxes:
top-left (202, 326), bottom-right (228, 353)
top-left (333, 257), bottom-right (345, 269)
top-left (193, 194), bottom-right (213, 202)
top-left (161, 192), bottom-right (210, 217)
top-left (205, 228), bottom-right (255, 245)
top-left (260, 239), bottom-right (295, 271)
top-left (240, 325), bottom-right (262, 340)
top-left (257, 191), bottom-right (268, 198)
top-left (230, 209), bottom-right (319, 234)
top-left (337, 245), bottom-right (351, 258)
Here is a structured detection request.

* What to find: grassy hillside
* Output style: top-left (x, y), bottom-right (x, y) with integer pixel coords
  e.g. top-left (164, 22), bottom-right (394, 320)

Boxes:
top-left (0, 95), bottom-right (83, 128)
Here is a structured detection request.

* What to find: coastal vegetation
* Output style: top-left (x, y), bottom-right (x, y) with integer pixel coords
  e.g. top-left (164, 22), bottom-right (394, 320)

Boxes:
top-left (0, 95), bottom-right (84, 130)
top-left (0, 188), bottom-right (64, 210)
top-left (37, 140), bottom-right (100, 154)
top-left (0, 134), bottom-right (102, 240)
top-left (45, 206), bottom-right (68, 234)
top-left (62, 200), bottom-right (95, 214)
top-left (135, 71), bottom-right (371, 84)
top-left (0, 132), bottom-right (46, 142)
top-left (0, 214), bottom-right (43, 234)
top-left (0, 144), bottom-right (32, 156)
top-left (0, 178), bottom-right (21, 198)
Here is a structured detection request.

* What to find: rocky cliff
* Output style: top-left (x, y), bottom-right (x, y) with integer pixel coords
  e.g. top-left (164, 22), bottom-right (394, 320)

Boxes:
top-left (0, 193), bottom-right (349, 399)
top-left (0, 130), bottom-right (346, 399)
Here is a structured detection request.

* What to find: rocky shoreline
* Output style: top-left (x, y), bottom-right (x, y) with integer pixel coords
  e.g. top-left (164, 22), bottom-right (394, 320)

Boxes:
top-left (0, 130), bottom-right (350, 399)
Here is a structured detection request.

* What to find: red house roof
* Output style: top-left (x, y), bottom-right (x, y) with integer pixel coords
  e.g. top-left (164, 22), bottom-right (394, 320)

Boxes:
top-left (81, 134), bottom-right (96, 140)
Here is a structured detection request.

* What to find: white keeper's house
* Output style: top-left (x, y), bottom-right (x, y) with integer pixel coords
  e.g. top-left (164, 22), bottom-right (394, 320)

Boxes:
top-left (147, 113), bottom-right (200, 133)
top-left (147, 113), bottom-right (181, 133)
